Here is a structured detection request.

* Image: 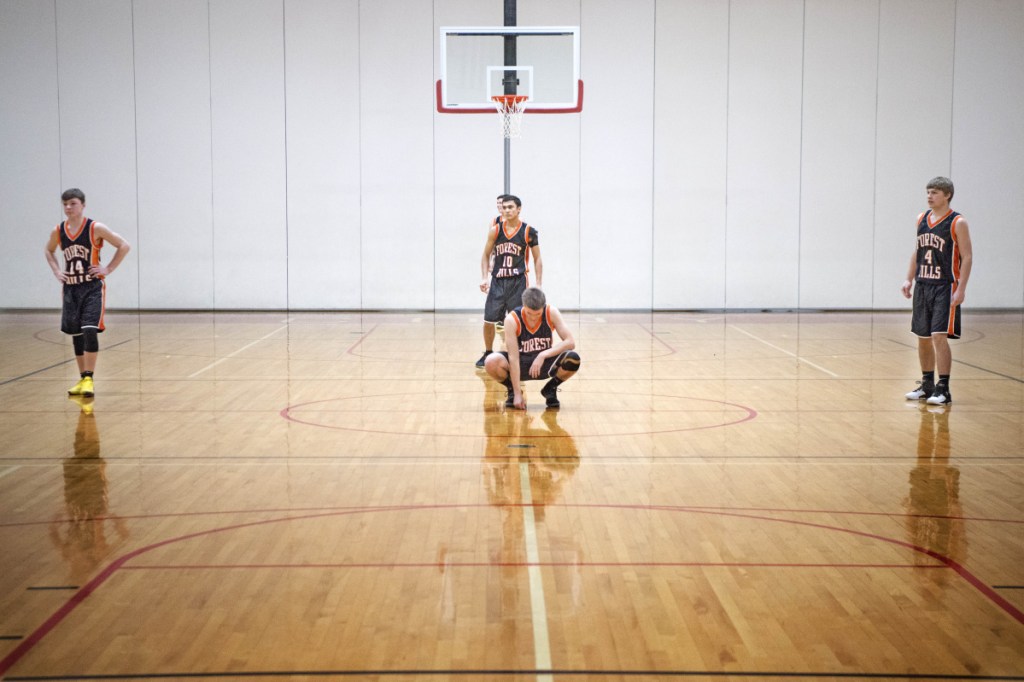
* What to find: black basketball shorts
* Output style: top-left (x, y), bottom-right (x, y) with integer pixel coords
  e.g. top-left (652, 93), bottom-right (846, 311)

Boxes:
top-left (61, 279), bottom-right (106, 335)
top-left (498, 350), bottom-right (567, 381)
top-left (484, 276), bottom-right (527, 324)
top-left (911, 281), bottom-right (961, 340)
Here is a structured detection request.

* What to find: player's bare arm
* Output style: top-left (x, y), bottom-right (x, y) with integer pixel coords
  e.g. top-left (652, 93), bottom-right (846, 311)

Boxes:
top-left (530, 244), bottom-right (543, 288)
top-left (901, 249), bottom-right (917, 299)
top-left (44, 229), bottom-right (67, 283)
top-left (89, 223), bottom-right (132, 277)
top-left (504, 311), bottom-right (526, 408)
top-left (951, 219), bottom-right (972, 307)
top-left (548, 307), bottom-right (575, 353)
top-left (480, 223), bottom-right (499, 293)
top-left (901, 219), bottom-right (920, 299)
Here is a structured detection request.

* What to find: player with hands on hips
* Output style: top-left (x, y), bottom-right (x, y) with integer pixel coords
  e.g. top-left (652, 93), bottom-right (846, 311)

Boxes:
top-left (44, 188), bottom-right (131, 398)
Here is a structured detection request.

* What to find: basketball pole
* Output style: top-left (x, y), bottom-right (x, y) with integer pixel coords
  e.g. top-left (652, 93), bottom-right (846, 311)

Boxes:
top-left (503, 0), bottom-right (516, 194)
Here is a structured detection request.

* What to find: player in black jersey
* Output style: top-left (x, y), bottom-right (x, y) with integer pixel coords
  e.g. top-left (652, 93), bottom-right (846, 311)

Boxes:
top-left (476, 195), bottom-right (543, 367)
top-left (44, 189), bottom-right (131, 398)
top-left (900, 177), bottom-right (973, 406)
top-left (475, 194), bottom-right (508, 367)
top-left (485, 194), bottom-right (506, 252)
top-left (483, 287), bottom-right (581, 410)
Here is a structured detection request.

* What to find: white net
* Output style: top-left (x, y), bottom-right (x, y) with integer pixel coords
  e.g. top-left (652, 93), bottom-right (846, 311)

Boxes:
top-left (493, 96), bottom-right (528, 139)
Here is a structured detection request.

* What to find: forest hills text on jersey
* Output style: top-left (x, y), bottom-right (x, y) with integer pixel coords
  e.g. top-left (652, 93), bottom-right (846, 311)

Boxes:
top-left (917, 233), bottom-right (947, 251)
top-left (494, 240), bottom-right (525, 278)
top-left (916, 232), bottom-right (950, 280)
top-left (63, 244), bottom-right (90, 261)
top-left (520, 337), bottom-right (552, 354)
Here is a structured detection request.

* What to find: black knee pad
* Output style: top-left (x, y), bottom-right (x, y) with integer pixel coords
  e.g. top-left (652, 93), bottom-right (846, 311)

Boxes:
top-left (81, 329), bottom-right (99, 353)
top-left (72, 334), bottom-right (86, 356)
top-left (560, 351), bottom-right (581, 372)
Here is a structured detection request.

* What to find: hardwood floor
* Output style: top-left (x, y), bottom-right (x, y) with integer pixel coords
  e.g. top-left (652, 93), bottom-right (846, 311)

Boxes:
top-left (1, 310), bottom-right (1022, 680)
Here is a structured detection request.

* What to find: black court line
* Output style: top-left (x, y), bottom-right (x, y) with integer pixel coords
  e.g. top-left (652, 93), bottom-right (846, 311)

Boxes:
top-left (944, 357), bottom-right (1024, 384)
top-left (886, 337), bottom-right (1024, 384)
top-left (994, 585), bottom-right (1024, 589)
top-left (0, 339), bottom-right (134, 387)
top-left (25, 586), bottom-right (79, 591)
top-left (6, 670), bottom-right (1024, 680)
top-left (0, 635), bottom-right (22, 640)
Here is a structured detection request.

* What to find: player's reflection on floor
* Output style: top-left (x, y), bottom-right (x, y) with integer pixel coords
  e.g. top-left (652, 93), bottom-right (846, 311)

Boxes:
top-left (49, 397), bottom-right (130, 584)
top-left (483, 408), bottom-right (581, 620)
top-left (903, 405), bottom-right (966, 585)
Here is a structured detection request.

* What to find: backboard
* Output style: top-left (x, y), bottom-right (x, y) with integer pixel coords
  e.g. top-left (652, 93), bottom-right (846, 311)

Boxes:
top-left (437, 26), bottom-right (582, 114)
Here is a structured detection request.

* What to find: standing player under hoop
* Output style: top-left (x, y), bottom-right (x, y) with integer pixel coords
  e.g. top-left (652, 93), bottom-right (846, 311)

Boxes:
top-left (44, 188), bottom-right (131, 398)
top-left (476, 195), bottom-right (542, 367)
top-left (477, 193), bottom-right (510, 366)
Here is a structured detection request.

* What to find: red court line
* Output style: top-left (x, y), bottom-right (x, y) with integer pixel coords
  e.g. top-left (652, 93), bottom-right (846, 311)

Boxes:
top-left (5, 502), bottom-right (1021, 530)
top-left (344, 324), bottom-right (378, 355)
top-left (650, 504), bottom-right (1024, 626)
top-left (280, 392), bottom-right (758, 437)
top-left (0, 505), bottom-right (415, 677)
top-left (2, 502), bottom-right (1020, 678)
top-left (657, 504), bottom-right (1024, 525)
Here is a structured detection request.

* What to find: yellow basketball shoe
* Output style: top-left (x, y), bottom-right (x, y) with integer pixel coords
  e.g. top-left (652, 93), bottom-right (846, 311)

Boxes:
top-left (68, 376), bottom-right (95, 397)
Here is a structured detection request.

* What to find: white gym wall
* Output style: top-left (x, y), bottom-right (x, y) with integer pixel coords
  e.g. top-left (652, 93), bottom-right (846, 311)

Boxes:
top-left (1, 0), bottom-right (1022, 311)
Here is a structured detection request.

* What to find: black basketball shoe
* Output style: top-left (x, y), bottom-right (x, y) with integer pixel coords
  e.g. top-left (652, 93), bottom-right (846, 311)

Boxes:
top-left (540, 379), bottom-right (561, 409)
top-left (925, 386), bottom-right (952, 406)
top-left (904, 380), bottom-right (935, 401)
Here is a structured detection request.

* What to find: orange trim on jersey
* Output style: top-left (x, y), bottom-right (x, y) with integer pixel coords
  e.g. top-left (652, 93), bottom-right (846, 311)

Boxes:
top-left (927, 209), bottom-right (952, 229)
top-left (522, 305), bottom-right (546, 335)
top-left (950, 216), bottom-right (962, 281)
top-left (511, 311), bottom-right (522, 337)
top-left (64, 217), bottom-right (88, 241)
top-left (946, 282), bottom-right (957, 335)
top-left (501, 221), bottom-right (522, 241)
top-left (523, 224), bottom-right (532, 279)
top-left (90, 221), bottom-right (104, 269)
top-left (98, 280), bottom-right (108, 331)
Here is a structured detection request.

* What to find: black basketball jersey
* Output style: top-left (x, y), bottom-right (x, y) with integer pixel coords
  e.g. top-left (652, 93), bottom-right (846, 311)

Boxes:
top-left (57, 218), bottom-right (103, 286)
top-left (491, 221), bottom-right (538, 280)
top-left (511, 305), bottom-right (553, 357)
top-left (487, 216), bottom-right (502, 270)
top-left (914, 210), bottom-right (963, 284)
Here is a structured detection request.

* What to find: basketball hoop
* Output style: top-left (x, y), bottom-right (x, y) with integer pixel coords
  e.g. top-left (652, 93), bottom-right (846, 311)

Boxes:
top-left (492, 94), bottom-right (528, 139)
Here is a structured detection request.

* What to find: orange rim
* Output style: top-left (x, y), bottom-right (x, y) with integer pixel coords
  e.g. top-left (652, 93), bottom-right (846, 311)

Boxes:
top-left (491, 94), bottom-right (528, 110)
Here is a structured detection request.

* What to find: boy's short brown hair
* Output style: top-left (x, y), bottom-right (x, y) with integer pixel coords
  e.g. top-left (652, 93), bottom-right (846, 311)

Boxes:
top-left (926, 176), bottom-right (954, 201)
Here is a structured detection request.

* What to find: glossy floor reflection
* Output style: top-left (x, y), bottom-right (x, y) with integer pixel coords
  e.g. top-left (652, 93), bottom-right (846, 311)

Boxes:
top-left (1, 310), bottom-right (1022, 680)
